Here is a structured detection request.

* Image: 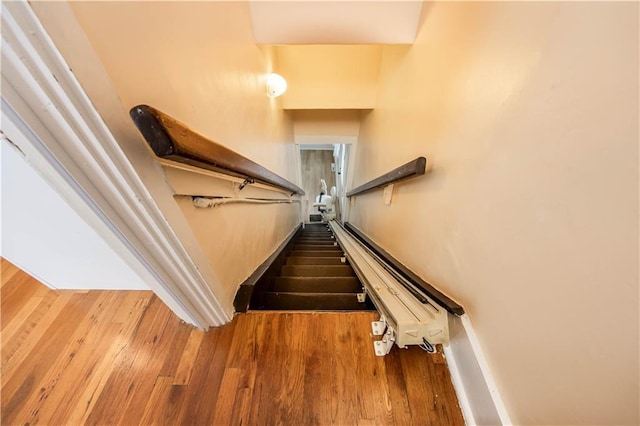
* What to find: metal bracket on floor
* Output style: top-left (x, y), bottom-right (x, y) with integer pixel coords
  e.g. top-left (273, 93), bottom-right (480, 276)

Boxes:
top-left (374, 327), bottom-right (396, 357)
top-left (371, 316), bottom-right (387, 336)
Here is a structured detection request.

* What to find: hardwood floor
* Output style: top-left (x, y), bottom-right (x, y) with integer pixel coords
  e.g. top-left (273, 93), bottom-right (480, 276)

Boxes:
top-left (1, 259), bottom-right (464, 425)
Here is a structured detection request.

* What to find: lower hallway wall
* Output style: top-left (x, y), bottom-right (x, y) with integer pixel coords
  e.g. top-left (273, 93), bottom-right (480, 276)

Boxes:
top-left (350, 2), bottom-right (638, 425)
top-left (1, 137), bottom-right (150, 291)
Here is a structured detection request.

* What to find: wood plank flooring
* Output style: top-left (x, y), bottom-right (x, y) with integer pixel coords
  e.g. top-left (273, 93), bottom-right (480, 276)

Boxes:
top-left (1, 259), bottom-right (464, 425)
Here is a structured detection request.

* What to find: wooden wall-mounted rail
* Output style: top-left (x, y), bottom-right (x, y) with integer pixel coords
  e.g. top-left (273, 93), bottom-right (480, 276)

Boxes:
top-left (346, 157), bottom-right (426, 197)
top-left (130, 105), bottom-right (304, 195)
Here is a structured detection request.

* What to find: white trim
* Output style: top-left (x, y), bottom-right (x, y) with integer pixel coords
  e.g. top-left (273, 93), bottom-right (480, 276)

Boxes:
top-left (294, 143), bottom-right (306, 226)
top-left (443, 342), bottom-right (475, 425)
top-left (295, 135), bottom-right (358, 145)
top-left (443, 314), bottom-right (512, 426)
top-left (298, 144), bottom-right (334, 151)
top-left (0, 1), bottom-right (229, 328)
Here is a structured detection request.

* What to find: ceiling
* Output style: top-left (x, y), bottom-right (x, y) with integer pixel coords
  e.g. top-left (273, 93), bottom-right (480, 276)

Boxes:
top-left (276, 45), bottom-right (382, 109)
top-left (35, 0), bottom-right (426, 141)
top-left (249, 1), bottom-right (424, 44)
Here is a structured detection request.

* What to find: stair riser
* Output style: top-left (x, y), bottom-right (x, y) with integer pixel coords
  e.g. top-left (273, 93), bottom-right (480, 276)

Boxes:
top-left (295, 241), bottom-right (335, 245)
top-left (293, 245), bottom-right (340, 251)
top-left (290, 251), bottom-right (342, 257)
top-left (274, 277), bottom-right (362, 293)
top-left (260, 292), bottom-right (373, 311)
top-left (287, 257), bottom-right (343, 265)
top-left (281, 265), bottom-right (355, 277)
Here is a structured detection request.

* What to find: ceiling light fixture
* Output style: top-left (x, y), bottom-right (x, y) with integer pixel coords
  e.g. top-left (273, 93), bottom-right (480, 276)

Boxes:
top-left (266, 73), bottom-right (287, 98)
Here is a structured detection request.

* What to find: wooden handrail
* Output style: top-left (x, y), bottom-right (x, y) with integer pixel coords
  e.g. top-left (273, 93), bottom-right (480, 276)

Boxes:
top-left (344, 222), bottom-right (464, 316)
top-left (130, 105), bottom-right (304, 195)
top-left (346, 157), bottom-right (426, 197)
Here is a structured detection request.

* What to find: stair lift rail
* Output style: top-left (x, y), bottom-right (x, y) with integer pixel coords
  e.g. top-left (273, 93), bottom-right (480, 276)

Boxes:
top-left (328, 221), bottom-right (449, 356)
top-left (344, 223), bottom-right (464, 316)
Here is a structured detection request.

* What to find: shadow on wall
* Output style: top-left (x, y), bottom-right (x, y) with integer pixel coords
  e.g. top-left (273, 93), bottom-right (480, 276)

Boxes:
top-left (356, 2), bottom-right (489, 182)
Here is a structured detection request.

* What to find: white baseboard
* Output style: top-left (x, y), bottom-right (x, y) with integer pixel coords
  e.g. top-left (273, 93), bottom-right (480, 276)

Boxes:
top-left (443, 314), bottom-right (512, 426)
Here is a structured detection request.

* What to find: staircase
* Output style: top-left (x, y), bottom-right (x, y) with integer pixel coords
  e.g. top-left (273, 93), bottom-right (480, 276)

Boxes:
top-left (250, 223), bottom-right (375, 311)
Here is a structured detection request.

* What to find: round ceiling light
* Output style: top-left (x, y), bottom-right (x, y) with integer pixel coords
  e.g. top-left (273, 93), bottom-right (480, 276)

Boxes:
top-left (266, 73), bottom-right (287, 98)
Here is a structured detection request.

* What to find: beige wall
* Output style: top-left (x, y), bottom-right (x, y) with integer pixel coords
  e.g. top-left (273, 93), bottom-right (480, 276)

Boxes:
top-left (161, 165), bottom-right (299, 310)
top-left (277, 45), bottom-right (382, 109)
top-left (351, 2), bottom-right (638, 425)
top-left (293, 110), bottom-right (361, 137)
top-left (174, 196), bottom-right (299, 310)
top-left (68, 1), bottom-right (297, 178)
top-left (33, 1), bottom-right (301, 316)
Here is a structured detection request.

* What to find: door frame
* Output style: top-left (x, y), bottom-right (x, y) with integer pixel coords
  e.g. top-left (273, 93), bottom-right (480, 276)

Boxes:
top-left (295, 135), bottom-right (357, 224)
top-left (1, 1), bottom-right (228, 329)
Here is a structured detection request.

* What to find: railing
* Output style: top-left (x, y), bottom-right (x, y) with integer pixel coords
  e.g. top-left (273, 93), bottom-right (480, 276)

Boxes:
top-left (346, 157), bottom-right (426, 197)
top-left (130, 105), bottom-right (305, 195)
top-left (344, 222), bottom-right (464, 316)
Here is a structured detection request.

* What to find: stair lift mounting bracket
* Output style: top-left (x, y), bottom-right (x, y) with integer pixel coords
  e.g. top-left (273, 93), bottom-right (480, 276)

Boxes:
top-left (371, 315), bottom-right (387, 336)
top-left (374, 327), bottom-right (396, 356)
